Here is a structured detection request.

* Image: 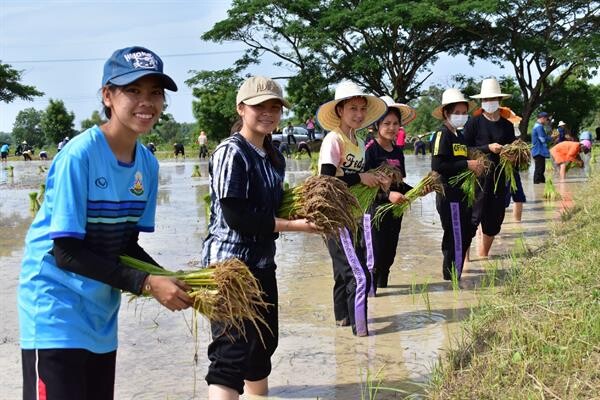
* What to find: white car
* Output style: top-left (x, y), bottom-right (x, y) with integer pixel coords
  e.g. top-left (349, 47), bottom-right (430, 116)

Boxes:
top-left (271, 126), bottom-right (324, 144)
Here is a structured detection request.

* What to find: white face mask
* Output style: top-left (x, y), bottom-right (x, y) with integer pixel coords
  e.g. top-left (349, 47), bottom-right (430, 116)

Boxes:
top-left (449, 114), bottom-right (469, 129)
top-left (481, 100), bottom-right (499, 113)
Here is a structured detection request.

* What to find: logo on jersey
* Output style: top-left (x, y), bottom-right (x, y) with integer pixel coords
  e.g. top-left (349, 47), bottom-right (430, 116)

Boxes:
top-left (95, 177), bottom-right (108, 189)
top-left (452, 143), bottom-right (467, 157)
top-left (129, 171), bottom-right (144, 196)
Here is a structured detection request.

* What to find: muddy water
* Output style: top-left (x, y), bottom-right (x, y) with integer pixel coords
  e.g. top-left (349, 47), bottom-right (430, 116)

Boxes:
top-left (0, 157), bottom-right (588, 399)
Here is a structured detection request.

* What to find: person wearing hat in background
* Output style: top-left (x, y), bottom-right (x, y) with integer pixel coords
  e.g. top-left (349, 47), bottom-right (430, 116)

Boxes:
top-left (463, 78), bottom-right (516, 258)
top-left (531, 111), bottom-right (552, 184)
top-left (364, 96), bottom-right (416, 290)
top-left (317, 80), bottom-right (387, 336)
top-left (550, 139), bottom-right (590, 181)
top-left (18, 46), bottom-right (192, 400)
top-left (202, 76), bottom-right (317, 399)
top-left (21, 140), bottom-right (33, 161)
top-left (431, 89), bottom-right (484, 280)
top-left (557, 120), bottom-right (567, 143)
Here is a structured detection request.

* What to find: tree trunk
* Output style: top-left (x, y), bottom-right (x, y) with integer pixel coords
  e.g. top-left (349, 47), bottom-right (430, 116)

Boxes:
top-left (520, 103), bottom-right (535, 142)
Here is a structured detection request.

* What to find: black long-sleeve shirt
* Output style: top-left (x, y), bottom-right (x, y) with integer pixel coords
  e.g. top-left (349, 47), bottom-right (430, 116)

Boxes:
top-left (463, 114), bottom-right (516, 165)
top-left (431, 126), bottom-right (469, 202)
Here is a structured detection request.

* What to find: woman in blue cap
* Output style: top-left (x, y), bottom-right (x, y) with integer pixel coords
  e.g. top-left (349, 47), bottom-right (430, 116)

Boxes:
top-left (18, 46), bottom-right (192, 400)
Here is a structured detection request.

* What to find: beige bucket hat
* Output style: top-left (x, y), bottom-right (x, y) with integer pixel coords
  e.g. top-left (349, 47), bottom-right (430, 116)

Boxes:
top-left (236, 76), bottom-right (290, 108)
top-left (432, 88), bottom-right (476, 120)
top-left (470, 78), bottom-right (512, 99)
top-left (379, 96), bottom-right (417, 125)
top-left (316, 81), bottom-right (387, 131)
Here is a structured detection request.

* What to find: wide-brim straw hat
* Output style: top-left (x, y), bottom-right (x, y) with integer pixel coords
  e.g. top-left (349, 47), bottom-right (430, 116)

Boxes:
top-left (379, 95), bottom-right (417, 125)
top-left (470, 78), bottom-right (512, 99)
top-left (432, 88), bottom-right (476, 120)
top-left (558, 120), bottom-right (566, 127)
top-left (316, 81), bottom-right (387, 131)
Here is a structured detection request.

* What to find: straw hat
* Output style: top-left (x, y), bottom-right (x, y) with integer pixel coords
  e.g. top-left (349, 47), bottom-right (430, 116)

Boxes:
top-left (379, 96), bottom-right (417, 125)
top-left (432, 88), bottom-right (476, 120)
top-left (558, 121), bottom-right (566, 127)
top-left (316, 81), bottom-right (386, 131)
top-left (470, 78), bottom-right (512, 99)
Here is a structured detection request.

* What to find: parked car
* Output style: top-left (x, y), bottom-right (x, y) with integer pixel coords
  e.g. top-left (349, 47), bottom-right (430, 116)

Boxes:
top-left (272, 126), bottom-right (324, 144)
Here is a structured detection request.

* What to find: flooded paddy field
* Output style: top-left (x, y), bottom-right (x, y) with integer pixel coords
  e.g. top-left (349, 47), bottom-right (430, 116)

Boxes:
top-left (0, 156), bottom-right (586, 399)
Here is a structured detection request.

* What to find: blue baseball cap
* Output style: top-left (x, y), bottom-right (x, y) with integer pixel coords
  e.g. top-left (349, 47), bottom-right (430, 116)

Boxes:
top-left (102, 46), bottom-right (177, 91)
top-left (537, 111), bottom-right (549, 118)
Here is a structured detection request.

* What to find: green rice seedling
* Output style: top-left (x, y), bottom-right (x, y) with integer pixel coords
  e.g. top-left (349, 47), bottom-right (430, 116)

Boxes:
top-left (202, 193), bottom-right (211, 220)
top-left (543, 175), bottom-right (561, 201)
top-left (448, 150), bottom-right (490, 207)
top-left (7, 165), bottom-right (14, 177)
top-left (29, 192), bottom-right (40, 213)
top-left (450, 264), bottom-right (460, 294)
top-left (410, 275), bottom-right (417, 304)
top-left (420, 278), bottom-right (432, 313)
top-left (495, 139), bottom-right (531, 193)
top-left (373, 171), bottom-right (444, 227)
top-left (119, 255), bottom-right (270, 340)
top-left (191, 164), bottom-right (202, 177)
top-left (38, 165), bottom-right (46, 174)
top-left (349, 163), bottom-right (404, 213)
top-left (37, 183), bottom-right (46, 205)
top-left (309, 157), bottom-right (319, 176)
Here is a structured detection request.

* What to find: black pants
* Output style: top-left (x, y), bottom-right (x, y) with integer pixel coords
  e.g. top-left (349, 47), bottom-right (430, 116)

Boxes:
top-left (371, 210), bottom-right (402, 288)
top-left (533, 155), bottom-right (546, 183)
top-left (206, 267), bottom-right (278, 394)
top-left (22, 348), bottom-right (116, 400)
top-left (326, 227), bottom-right (370, 336)
top-left (436, 194), bottom-right (473, 280)
top-left (199, 144), bottom-right (208, 159)
top-left (471, 170), bottom-right (507, 237)
top-left (287, 134), bottom-right (296, 145)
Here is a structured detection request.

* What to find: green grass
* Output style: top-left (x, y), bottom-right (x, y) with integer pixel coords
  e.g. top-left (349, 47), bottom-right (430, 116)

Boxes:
top-left (427, 176), bottom-right (600, 399)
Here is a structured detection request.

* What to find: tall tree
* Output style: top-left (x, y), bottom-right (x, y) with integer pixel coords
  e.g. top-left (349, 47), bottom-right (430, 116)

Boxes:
top-left (543, 79), bottom-right (600, 134)
top-left (185, 68), bottom-right (244, 141)
top-left (202, 0), bottom-right (474, 103)
top-left (11, 108), bottom-right (44, 148)
top-left (80, 110), bottom-right (105, 131)
top-left (40, 99), bottom-right (75, 145)
top-left (0, 62), bottom-right (44, 103)
top-left (465, 0), bottom-right (600, 136)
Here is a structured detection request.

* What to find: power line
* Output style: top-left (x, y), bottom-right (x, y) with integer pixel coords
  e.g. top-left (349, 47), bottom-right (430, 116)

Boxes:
top-left (4, 49), bottom-right (246, 64)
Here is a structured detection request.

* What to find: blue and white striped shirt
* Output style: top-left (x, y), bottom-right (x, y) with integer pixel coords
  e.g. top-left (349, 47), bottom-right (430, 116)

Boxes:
top-left (201, 134), bottom-right (285, 269)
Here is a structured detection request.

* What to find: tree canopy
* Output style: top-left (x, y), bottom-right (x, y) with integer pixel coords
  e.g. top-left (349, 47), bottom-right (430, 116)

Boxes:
top-left (40, 99), bottom-right (75, 145)
top-left (0, 62), bottom-right (44, 103)
top-left (11, 108), bottom-right (44, 148)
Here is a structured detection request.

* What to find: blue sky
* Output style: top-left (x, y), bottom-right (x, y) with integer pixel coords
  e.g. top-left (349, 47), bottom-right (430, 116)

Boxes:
top-left (0, 0), bottom-right (511, 134)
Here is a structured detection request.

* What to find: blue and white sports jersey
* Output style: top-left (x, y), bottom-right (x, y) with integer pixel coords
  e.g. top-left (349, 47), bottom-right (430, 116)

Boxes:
top-left (201, 134), bottom-right (284, 269)
top-left (18, 125), bottom-right (158, 353)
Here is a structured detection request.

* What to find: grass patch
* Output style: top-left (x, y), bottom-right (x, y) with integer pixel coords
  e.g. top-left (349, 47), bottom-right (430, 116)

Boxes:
top-left (428, 176), bottom-right (600, 399)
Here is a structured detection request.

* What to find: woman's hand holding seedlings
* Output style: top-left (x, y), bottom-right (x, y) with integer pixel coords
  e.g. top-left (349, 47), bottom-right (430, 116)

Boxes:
top-left (145, 275), bottom-right (193, 312)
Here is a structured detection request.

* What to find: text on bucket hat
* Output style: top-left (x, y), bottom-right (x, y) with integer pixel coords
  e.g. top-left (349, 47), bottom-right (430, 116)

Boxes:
top-left (379, 96), bottom-right (417, 125)
top-left (432, 88), bottom-right (476, 120)
top-left (102, 46), bottom-right (177, 91)
top-left (470, 78), bottom-right (512, 100)
top-left (316, 81), bottom-right (387, 131)
top-left (236, 76), bottom-right (290, 108)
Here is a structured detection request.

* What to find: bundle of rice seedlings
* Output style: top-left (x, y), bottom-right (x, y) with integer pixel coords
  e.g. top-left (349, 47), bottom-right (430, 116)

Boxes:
top-left (120, 255), bottom-right (270, 339)
top-left (543, 175), bottom-right (561, 201)
top-left (38, 165), bottom-right (46, 174)
top-left (349, 163), bottom-right (405, 212)
top-left (191, 165), bottom-right (202, 177)
top-left (495, 139), bottom-right (531, 193)
top-left (29, 192), bottom-right (40, 213)
top-left (448, 150), bottom-right (491, 207)
top-left (309, 158), bottom-right (319, 176)
top-left (277, 175), bottom-right (361, 238)
top-left (373, 171), bottom-right (444, 226)
top-left (7, 165), bottom-right (14, 177)
top-left (37, 183), bottom-right (46, 205)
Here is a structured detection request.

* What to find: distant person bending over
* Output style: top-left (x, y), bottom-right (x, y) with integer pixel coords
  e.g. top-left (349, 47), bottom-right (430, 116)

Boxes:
top-left (39, 150), bottom-right (49, 160)
top-left (1, 143), bottom-right (9, 162)
top-left (297, 141), bottom-right (312, 158)
top-left (414, 136), bottom-right (426, 155)
top-left (551, 140), bottom-right (590, 181)
top-left (173, 142), bottom-right (185, 159)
